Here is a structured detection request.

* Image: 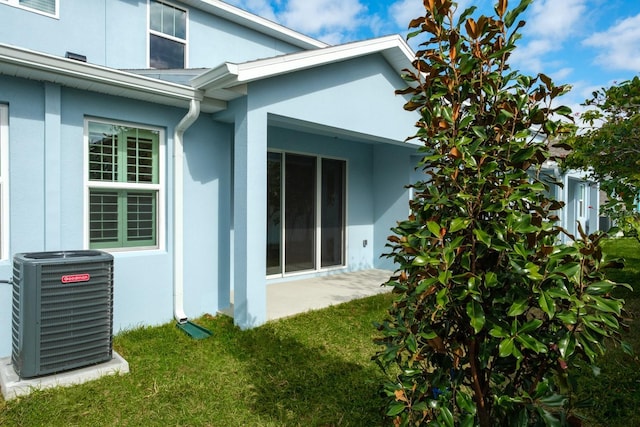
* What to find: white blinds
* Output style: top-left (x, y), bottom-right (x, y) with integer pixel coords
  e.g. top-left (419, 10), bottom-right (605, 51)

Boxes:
top-left (19, 0), bottom-right (55, 14)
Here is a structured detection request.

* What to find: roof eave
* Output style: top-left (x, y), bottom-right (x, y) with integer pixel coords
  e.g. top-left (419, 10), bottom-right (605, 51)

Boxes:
top-left (193, 35), bottom-right (417, 97)
top-left (0, 43), bottom-right (226, 113)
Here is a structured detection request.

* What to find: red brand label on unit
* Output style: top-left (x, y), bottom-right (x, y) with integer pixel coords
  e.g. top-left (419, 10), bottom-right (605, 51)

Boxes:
top-left (61, 274), bottom-right (91, 284)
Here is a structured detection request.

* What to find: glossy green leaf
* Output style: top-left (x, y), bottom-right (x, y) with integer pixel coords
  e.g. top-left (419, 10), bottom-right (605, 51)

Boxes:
top-left (436, 287), bottom-right (449, 307)
top-left (553, 262), bottom-right (580, 278)
top-left (516, 333), bottom-right (547, 353)
top-left (484, 271), bottom-right (498, 288)
top-left (537, 408), bottom-right (562, 427)
top-left (456, 391), bottom-right (476, 414)
top-left (438, 406), bottom-right (454, 427)
top-left (386, 402), bottom-right (406, 416)
top-left (583, 318), bottom-right (609, 337)
top-left (556, 310), bottom-right (577, 325)
top-left (507, 298), bottom-right (529, 316)
top-left (499, 337), bottom-right (515, 357)
top-left (539, 394), bottom-right (566, 408)
top-left (460, 414), bottom-right (476, 427)
top-left (406, 334), bottom-right (417, 353)
top-left (558, 334), bottom-right (576, 358)
top-left (586, 281), bottom-right (617, 295)
top-left (412, 256), bottom-right (429, 266)
top-left (472, 126), bottom-right (488, 139)
top-left (427, 220), bottom-right (442, 237)
top-left (489, 325), bottom-right (509, 338)
top-left (589, 295), bottom-right (622, 315)
top-left (466, 300), bottom-right (486, 333)
top-left (519, 319), bottom-right (543, 334)
top-left (450, 217), bottom-right (471, 233)
top-left (539, 291), bottom-right (555, 318)
top-left (473, 228), bottom-right (491, 247)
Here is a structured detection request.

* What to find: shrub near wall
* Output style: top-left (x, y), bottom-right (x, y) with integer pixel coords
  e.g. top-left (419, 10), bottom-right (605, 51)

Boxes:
top-left (374, 1), bottom-right (631, 426)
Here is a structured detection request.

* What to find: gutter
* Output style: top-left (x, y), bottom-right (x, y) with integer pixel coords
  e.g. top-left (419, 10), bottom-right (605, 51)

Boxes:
top-left (173, 98), bottom-right (201, 323)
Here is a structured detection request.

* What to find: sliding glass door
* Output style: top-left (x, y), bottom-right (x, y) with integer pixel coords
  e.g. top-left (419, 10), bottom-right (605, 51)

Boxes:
top-left (266, 152), bottom-right (346, 276)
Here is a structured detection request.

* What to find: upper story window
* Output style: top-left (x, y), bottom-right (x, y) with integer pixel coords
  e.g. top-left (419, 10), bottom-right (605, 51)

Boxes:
top-left (149, 0), bottom-right (187, 69)
top-left (1, 0), bottom-right (58, 17)
top-left (86, 120), bottom-right (164, 251)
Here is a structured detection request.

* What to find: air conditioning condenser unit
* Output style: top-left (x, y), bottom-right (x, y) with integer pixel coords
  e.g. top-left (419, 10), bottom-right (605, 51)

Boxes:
top-left (11, 250), bottom-right (114, 379)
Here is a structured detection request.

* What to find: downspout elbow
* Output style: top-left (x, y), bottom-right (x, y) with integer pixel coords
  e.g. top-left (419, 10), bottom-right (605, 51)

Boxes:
top-left (173, 99), bottom-right (201, 324)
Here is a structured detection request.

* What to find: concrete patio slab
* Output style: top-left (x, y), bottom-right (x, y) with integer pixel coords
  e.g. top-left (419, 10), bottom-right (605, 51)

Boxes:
top-left (221, 269), bottom-right (393, 321)
top-left (0, 351), bottom-right (129, 401)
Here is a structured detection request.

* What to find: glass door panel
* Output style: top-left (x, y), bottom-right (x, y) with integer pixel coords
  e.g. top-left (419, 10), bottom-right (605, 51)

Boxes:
top-left (321, 159), bottom-right (345, 267)
top-left (284, 154), bottom-right (316, 273)
top-left (266, 152), bottom-right (282, 275)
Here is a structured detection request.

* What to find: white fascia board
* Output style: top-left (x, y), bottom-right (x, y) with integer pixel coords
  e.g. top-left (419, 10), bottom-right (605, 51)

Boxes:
top-left (0, 43), bottom-right (222, 110)
top-left (181, 0), bottom-right (327, 50)
top-left (193, 35), bottom-right (416, 93)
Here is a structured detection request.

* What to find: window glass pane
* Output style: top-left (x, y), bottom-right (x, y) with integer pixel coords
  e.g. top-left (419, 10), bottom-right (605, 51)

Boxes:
top-left (284, 154), bottom-right (316, 273)
top-left (150, 1), bottom-right (186, 39)
top-left (150, 1), bottom-right (163, 32)
top-left (174, 8), bottom-right (186, 39)
top-left (126, 129), bottom-right (158, 183)
top-left (19, 0), bottom-right (55, 14)
top-left (321, 159), bottom-right (345, 267)
top-left (88, 123), bottom-right (118, 182)
top-left (89, 191), bottom-right (120, 245)
top-left (127, 192), bottom-right (156, 244)
top-left (266, 152), bottom-right (282, 275)
top-left (150, 33), bottom-right (185, 69)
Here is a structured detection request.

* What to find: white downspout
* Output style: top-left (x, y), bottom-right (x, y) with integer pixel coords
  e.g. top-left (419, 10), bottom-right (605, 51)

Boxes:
top-left (174, 99), bottom-right (201, 323)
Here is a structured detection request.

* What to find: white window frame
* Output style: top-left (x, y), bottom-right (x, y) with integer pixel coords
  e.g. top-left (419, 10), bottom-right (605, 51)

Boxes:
top-left (83, 118), bottom-right (166, 252)
top-left (1, 0), bottom-right (59, 18)
top-left (148, 0), bottom-right (188, 69)
top-left (0, 105), bottom-right (9, 260)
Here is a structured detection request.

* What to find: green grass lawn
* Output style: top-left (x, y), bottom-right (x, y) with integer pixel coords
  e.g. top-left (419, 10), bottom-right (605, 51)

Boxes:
top-left (1, 238), bottom-right (639, 426)
top-left (574, 237), bottom-right (640, 426)
top-left (0, 292), bottom-right (394, 426)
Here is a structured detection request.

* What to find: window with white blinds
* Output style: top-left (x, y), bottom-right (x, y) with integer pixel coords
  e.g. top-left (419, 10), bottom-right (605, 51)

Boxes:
top-left (2, 0), bottom-right (57, 16)
top-left (86, 120), bottom-right (163, 250)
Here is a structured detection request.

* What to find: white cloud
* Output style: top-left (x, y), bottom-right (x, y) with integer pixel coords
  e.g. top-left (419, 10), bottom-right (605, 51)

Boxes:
top-left (551, 67), bottom-right (574, 82)
top-left (278, 0), bottom-right (366, 35)
top-left (527, 0), bottom-right (588, 39)
top-left (388, 0), bottom-right (424, 29)
top-left (583, 14), bottom-right (640, 72)
top-left (510, 0), bottom-right (588, 76)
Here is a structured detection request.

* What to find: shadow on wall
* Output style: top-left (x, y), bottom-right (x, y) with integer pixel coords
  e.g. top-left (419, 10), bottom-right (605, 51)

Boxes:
top-left (181, 120), bottom-right (234, 315)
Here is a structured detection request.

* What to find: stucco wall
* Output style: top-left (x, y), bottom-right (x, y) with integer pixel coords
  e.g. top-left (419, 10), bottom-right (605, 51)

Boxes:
top-left (0, 76), bottom-right (233, 356)
top-left (0, 0), bottom-right (304, 69)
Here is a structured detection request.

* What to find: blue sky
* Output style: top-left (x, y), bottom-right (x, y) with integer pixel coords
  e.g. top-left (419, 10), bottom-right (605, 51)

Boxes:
top-left (225, 0), bottom-right (640, 114)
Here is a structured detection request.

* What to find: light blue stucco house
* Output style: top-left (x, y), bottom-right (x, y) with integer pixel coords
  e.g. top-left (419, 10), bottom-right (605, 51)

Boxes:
top-left (0, 0), bottom-right (601, 358)
top-left (0, 0), bottom-right (423, 356)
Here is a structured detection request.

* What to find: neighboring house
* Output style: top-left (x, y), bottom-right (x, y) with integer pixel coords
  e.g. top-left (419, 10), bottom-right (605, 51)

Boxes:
top-left (543, 142), bottom-right (601, 242)
top-left (0, 0), bottom-right (421, 356)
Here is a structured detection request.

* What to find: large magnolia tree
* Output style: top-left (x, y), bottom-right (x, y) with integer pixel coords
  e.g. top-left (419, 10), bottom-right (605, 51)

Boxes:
top-left (374, 1), bottom-right (630, 426)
